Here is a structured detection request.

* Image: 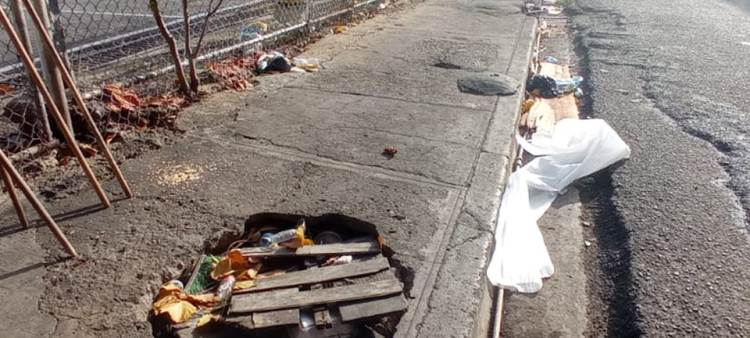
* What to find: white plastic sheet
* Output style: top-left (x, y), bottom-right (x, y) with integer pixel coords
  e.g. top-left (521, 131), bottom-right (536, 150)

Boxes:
top-left (487, 119), bottom-right (631, 293)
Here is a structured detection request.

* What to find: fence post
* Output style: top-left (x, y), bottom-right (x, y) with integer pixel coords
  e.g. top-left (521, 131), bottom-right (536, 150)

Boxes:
top-left (46, 0), bottom-right (74, 82)
top-left (9, 0), bottom-right (52, 142)
top-left (31, 0), bottom-right (72, 135)
top-left (305, 0), bottom-right (311, 28)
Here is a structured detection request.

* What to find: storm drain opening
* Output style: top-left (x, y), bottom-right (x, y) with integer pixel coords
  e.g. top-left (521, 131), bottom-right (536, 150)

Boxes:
top-left (150, 213), bottom-right (412, 338)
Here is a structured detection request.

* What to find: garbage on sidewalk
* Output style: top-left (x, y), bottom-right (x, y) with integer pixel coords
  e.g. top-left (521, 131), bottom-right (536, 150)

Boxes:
top-left (292, 57), bottom-right (322, 72)
top-left (205, 50), bottom-right (322, 90)
top-left (237, 22), bottom-right (269, 42)
top-left (488, 26), bottom-right (631, 293)
top-left (487, 119), bottom-right (630, 292)
top-left (527, 74), bottom-right (560, 98)
top-left (256, 51), bottom-right (293, 73)
top-left (150, 217), bottom-right (408, 338)
top-left (523, 0), bottom-right (563, 15)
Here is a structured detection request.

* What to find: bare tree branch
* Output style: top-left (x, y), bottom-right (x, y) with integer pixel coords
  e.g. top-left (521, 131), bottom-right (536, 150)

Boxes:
top-left (149, 0), bottom-right (190, 95)
top-left (187, 0), bottom-right (225, 93)
top-left (192, 0), bottom-right (224, 59)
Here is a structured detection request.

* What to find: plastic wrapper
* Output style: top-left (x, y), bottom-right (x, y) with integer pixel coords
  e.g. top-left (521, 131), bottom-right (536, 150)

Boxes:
top-left (487, 119), bottom-right (631, 293)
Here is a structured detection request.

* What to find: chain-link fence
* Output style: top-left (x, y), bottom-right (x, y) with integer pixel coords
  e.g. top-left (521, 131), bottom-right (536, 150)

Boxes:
top-left (0, 0), bottom-right (383, 167)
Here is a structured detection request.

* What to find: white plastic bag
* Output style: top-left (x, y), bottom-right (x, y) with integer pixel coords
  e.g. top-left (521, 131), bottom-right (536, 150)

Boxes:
top-left (487, 119), bottom-right (630, 293)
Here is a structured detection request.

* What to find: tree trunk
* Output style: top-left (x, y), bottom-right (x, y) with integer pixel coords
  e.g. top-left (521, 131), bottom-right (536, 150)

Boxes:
top-left (149, 0), bottom-right (190, 95)
top-left (182, 0), bottom-right (200, 94)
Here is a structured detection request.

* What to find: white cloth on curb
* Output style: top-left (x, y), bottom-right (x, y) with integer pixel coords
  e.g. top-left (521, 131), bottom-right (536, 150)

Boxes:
top-left (487, 119), bottom-right (631, 293)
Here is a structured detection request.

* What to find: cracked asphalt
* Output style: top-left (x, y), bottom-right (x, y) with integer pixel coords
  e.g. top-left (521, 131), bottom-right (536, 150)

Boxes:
top-left (570, 0), bottom-right (750, 336)
top-left (0, 1), bottom-right (535, 337)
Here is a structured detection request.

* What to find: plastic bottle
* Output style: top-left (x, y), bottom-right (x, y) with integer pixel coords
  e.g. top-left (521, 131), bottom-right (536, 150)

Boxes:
top-left (166, 279), bottom-right (184, 290)
top-left (544, 56), bottom-right (559, 64)
top-left (258, 232), bottom-right (274, 247)
top-left (293, 57), bottom-right (321, 71)
top-left (555, 76), bottom-right (583, 93)
top-left (265, 228), bottom-right (299, 246)
top-left (216, 275), bottom-right (235, 301)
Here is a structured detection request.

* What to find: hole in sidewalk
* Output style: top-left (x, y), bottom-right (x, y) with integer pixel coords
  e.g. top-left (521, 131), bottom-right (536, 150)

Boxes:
top-left (432, 61), bottom-right (462, 70)
top-left (151, 213), bottom-right (413, 338)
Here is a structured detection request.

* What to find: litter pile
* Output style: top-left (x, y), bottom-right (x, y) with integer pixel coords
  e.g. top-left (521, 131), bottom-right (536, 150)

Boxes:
top-left (206, 51), bottom-right (321, 91)
top-left (486, 19), bottom-right (631, 293)
top-left (523, 0), bottom-right (564, 16)
top-left (151, 218), bottom-right (407, 338)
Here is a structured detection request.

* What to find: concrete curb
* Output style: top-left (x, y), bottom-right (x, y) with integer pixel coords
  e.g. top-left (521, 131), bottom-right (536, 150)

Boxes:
top-left (471, 16), bottom-right (537, 338)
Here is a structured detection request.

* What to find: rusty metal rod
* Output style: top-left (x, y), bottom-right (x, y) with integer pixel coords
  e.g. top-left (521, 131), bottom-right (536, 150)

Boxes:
top-left (20, 0), bottom-right (132, 198)
top-left (0, 162), bottom-right (29, 228)
top-left (0, 4), bottom-right (110, 208)
top-left (0, 149), bottom-right (76, 256)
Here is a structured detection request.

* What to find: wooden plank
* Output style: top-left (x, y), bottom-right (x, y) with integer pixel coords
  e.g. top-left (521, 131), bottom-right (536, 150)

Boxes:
top-left (253, 308), bottom-right (300, 329)
top-left (314, 307), bottom-right (332, 328)
top-left (235, 257), bottom-right (390, 294)
top-left (339, 294), bottom-right (409, 322)
top-left (225, 288), bottom-right (300, 329)
top-left (240, 241), bottom-right (381, 258)
top-left (230, 278), bottom-right (403, 314)
top-left (183, 254), bottom-right (206, 294)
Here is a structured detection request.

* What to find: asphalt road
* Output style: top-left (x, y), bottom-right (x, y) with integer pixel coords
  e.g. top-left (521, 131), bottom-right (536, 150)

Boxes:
top-left (570, 0), bottom-right (750, 336)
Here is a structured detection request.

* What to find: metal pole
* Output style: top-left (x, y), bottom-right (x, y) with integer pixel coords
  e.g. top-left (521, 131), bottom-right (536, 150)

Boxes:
top-left (46, 0), bottom-right (74, 81)
top-left (9, 0), bottom-right (52, 142)
top-left (492, 288), bottom-right (505, 338)
top-left (0, 162), bottom-right (30, 228)
top-left (31, 0), bottom-right (72, 135)
top-left (304, 0), bottom-right (311, 29)
top-left (0, 5), bottom-right (110, 208)
top-left (20, 0), bottom-right (133, 198)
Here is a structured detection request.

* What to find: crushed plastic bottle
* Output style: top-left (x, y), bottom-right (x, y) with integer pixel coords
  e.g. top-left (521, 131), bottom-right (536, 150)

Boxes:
top-left (544, 56), bottom-right (559, 64)
top-left (555, 76), bottom-right (583, 93)
top-left (258, 232), bottom-right (274, 247)
top-left (292, 57), bottom-right (321, 72)
top-left (262, 219), bottom-right (313, 249)
top-left (215, 275), bottom-right (235, 301)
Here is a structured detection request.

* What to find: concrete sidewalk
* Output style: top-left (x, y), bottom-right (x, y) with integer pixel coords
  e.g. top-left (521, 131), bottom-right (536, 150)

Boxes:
top-left (0, 1), bottom-right (535, 337)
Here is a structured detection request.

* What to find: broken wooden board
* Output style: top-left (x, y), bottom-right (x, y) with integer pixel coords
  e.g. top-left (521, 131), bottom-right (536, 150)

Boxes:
top-left (240, 241), bottom-right (381, 258)
top-left (235, 256), bottom-right (390, 294)
top-left (230, 278), bottom-right (403, 314)
top-left (339, 294), bottom-right (409, 322)
top-left (225, 308), bottom-right (300, 329)
top-left (224, 288), bottom-right (301, 330)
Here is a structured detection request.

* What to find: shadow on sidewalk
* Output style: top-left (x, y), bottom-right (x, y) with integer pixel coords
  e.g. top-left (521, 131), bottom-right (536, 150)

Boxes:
top-left (0, 197), bottom-right (128, 238)
top-left (0, 258), bottom-right (69, 282)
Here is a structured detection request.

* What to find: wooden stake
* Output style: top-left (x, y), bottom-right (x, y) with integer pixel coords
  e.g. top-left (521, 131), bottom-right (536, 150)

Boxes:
top-left (31, 0), bottom-right (71, 133)
top-left (0, 149), bottom-right (76, 256)
top-left (0, 162), bottom-right (29, 228)
top-left (0, 5), bottom-right (110, 208)
top-left (20, 0), bottom-right (133, 198)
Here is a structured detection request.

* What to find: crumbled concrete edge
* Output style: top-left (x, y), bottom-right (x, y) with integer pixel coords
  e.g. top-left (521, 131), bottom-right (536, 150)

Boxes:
top-left (471, 17), bottom-right (538, 338)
